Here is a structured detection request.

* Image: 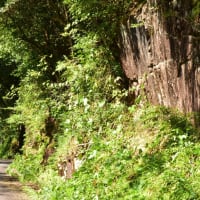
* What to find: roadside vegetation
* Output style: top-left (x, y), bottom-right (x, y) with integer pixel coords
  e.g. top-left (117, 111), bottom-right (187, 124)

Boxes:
top-left (9, 103), bottom-right (200, 199)
top-left (0, 0), bottom-right (199, 199)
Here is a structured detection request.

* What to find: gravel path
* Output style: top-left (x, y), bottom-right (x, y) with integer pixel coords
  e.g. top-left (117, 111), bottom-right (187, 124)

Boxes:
top-left (0, 160), bottom-right (29, 200)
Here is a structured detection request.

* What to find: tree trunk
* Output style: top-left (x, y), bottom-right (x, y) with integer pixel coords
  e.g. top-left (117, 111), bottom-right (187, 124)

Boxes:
top-left (120, 0), bottom-right (200, 113)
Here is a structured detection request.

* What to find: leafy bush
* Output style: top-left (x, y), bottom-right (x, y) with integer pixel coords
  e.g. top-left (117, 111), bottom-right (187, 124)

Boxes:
top-left (0, 120), bottom-right (18, 158)
top-left (22, 104), bottom-right (200, 200)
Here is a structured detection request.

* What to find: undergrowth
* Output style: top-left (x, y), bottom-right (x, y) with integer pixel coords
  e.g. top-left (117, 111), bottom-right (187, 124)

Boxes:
top-left (7, 29), bottom-right (200, 200)
top-left (8, 104), bottom-right (200, 200)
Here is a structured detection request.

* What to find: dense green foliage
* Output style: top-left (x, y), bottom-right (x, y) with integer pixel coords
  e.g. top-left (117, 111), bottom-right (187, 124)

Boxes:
top-left (0, 0), bottom-right (199, 199)
top-left (0, 0), bottom-right (71, 157)
top-left (9, 104), bottom-right (200, 199)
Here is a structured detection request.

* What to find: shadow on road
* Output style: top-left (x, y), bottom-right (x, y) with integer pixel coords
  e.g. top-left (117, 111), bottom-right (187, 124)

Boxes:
top-left (0, 173), bottom-right (18, 181)
top-left (0, 160), bottom-right (13, 164)
top-left (0, 159), bottom-right (29, 199)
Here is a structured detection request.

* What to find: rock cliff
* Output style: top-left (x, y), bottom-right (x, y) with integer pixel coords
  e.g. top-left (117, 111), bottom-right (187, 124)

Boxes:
top-left (120, 0), bottom-right (200, 113)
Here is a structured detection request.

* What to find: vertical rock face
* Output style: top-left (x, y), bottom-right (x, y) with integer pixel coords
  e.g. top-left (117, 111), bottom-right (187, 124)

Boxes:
top-left (120, 0), bottom-right (200, 112)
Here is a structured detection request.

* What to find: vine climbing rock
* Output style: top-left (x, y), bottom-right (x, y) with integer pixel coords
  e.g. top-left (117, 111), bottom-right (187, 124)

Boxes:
top-left (120, 0), bottom-right (200, 113)
top-left (0, 160), bottom-right (28, 200)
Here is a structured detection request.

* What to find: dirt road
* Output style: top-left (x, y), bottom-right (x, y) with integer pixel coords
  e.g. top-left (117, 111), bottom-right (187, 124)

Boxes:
top-left (0, 160), bottom-right (29, 200)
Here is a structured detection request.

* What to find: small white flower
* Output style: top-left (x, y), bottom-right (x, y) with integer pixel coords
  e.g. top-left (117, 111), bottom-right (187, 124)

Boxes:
top-left (83, 97), bottom-right (88, 106)
top-left (65, 128), bottom-right (69, 133)
top-left (88, 150), bottom-right (97, 159)
top-left (65, 119), bottom-right (70, 124)
top-left (75, 159), bottom-right (83, 170)
top-left (88, 118), bottom-right (93, 124)
top-left (98, 100), bottom-right (105, 108)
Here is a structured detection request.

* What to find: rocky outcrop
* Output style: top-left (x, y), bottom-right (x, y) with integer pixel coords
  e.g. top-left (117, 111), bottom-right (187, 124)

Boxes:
top-left (120, 0), bottom-right (200, 113)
